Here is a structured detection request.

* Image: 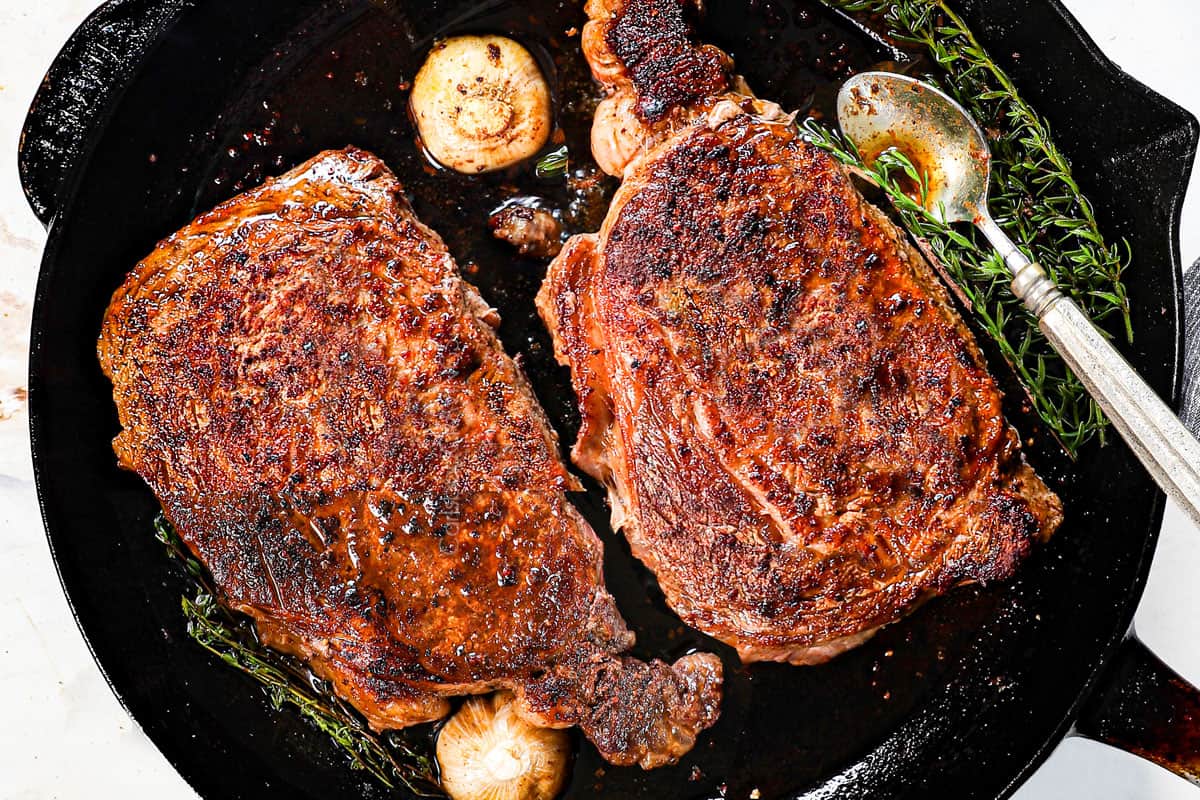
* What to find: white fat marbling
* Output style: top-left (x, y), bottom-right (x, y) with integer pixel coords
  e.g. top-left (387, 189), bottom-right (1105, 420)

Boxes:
top-left (0, 2), bottom-right (1197, 798)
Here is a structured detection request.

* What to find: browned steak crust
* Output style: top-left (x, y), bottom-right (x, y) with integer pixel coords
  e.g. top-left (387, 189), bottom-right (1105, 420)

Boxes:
top-left (98, 147), bottom-right (721, 768)
top-left (600, 0), bottom-right (728, 121)
top-left (538, 1), bottom-right (1062, 665)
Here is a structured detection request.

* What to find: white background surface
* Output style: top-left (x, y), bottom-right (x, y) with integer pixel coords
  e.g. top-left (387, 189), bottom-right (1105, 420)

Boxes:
top-left (0, 1), bottom-right (1198, 798)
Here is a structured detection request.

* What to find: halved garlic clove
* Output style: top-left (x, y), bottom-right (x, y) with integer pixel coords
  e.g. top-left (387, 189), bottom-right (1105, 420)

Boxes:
top-left (436, 692), bottom-right (570, 800)
top-left (411, 36), bottom-right (553, 174)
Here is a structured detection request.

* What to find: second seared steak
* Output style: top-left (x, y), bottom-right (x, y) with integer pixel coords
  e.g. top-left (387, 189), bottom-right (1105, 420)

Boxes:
top-left (538, 0), bottom-right (1063, 665)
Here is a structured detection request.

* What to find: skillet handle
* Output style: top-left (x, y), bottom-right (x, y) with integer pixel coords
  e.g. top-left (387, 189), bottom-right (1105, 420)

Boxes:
top-left (18, 0), bottom-right (190, 227)
top-left (1074, 632), bottom-right (1200, 784)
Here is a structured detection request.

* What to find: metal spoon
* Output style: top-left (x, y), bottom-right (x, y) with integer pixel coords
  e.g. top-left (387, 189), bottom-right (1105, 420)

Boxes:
top-left (837, 70), bottom-right (1200, 526)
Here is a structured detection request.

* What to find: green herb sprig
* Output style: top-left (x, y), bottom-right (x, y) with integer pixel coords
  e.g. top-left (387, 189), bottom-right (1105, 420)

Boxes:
top-left (813, 0), bottom-right (1131, 453)
top-left (535, 145), bottom-right (569, 178)
top-left (154, 515), bottom-right (443, 796)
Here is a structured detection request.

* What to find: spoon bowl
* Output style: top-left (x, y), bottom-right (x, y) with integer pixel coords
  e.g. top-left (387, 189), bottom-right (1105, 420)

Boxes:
top-left (837, 71), bottom-right (991, 225)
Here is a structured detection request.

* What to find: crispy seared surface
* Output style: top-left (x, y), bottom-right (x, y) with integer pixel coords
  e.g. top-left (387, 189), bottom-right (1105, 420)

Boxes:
top-left (98, 147), bottom-right (720, 768)
top-left (597, 0), bottom-right (727, 121)
top-left (539, 0), bottom-right (1062, 664)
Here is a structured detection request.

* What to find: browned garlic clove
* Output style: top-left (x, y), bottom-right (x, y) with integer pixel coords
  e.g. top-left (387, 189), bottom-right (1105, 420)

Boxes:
top-left (436, 692), bottom-right (571, 800)
top-left (411, 36), bottom-right (552, 174)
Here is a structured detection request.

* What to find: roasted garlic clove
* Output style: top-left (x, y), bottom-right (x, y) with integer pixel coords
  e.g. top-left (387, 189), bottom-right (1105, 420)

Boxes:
top-left (437, 692), bottom-right (570, 800)
top-left (411, 36), bottom-right (552, 174)
top-left (591, 89), bottom-right (656, 178)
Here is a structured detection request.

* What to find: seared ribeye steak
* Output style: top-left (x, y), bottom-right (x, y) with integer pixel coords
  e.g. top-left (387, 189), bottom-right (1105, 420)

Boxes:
top-left (537, 0), bottom-right (1063, 665)
top-left (98, 147), bottom-right (721, 768)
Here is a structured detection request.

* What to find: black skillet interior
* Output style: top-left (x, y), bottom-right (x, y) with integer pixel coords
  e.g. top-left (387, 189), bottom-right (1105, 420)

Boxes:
top-left (24, 0), bottom-right (1197, 798)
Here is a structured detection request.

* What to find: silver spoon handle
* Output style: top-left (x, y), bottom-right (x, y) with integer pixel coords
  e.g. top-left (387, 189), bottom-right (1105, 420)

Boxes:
top-left (1008, 255), bottom-right (1200, 527)
top-left (975, 214), bottom-right (1200, 525)
top-left (1040, 293), bottom-right (1200, 526)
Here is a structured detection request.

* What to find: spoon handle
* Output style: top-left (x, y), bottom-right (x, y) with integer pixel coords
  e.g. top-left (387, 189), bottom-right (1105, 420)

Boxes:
top-left (973, 213), bottom-right (1200, 524)
top-left (1016, 261), bottom-right (1200, 527)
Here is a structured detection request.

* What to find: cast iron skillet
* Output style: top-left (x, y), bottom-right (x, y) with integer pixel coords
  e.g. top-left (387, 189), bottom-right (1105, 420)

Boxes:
top-left (18, 0), bottom-right (1200, 797)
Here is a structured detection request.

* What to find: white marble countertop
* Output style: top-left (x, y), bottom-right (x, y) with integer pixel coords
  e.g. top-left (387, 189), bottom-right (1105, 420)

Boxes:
top-left (1, 1), bottom-right (1198, 798)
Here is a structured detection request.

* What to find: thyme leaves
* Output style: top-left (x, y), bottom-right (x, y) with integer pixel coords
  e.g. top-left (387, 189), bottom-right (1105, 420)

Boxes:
top-left (535, 145), bottom-right (569, 178)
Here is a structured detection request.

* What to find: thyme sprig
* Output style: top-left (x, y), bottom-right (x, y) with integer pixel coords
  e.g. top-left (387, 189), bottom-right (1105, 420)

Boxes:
top-left (813, 0), bottom-right (1131, 453)
top-left (535, 145), bottom-right (569, 178)
top-left (154, 515), bottom-right (443, 796)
